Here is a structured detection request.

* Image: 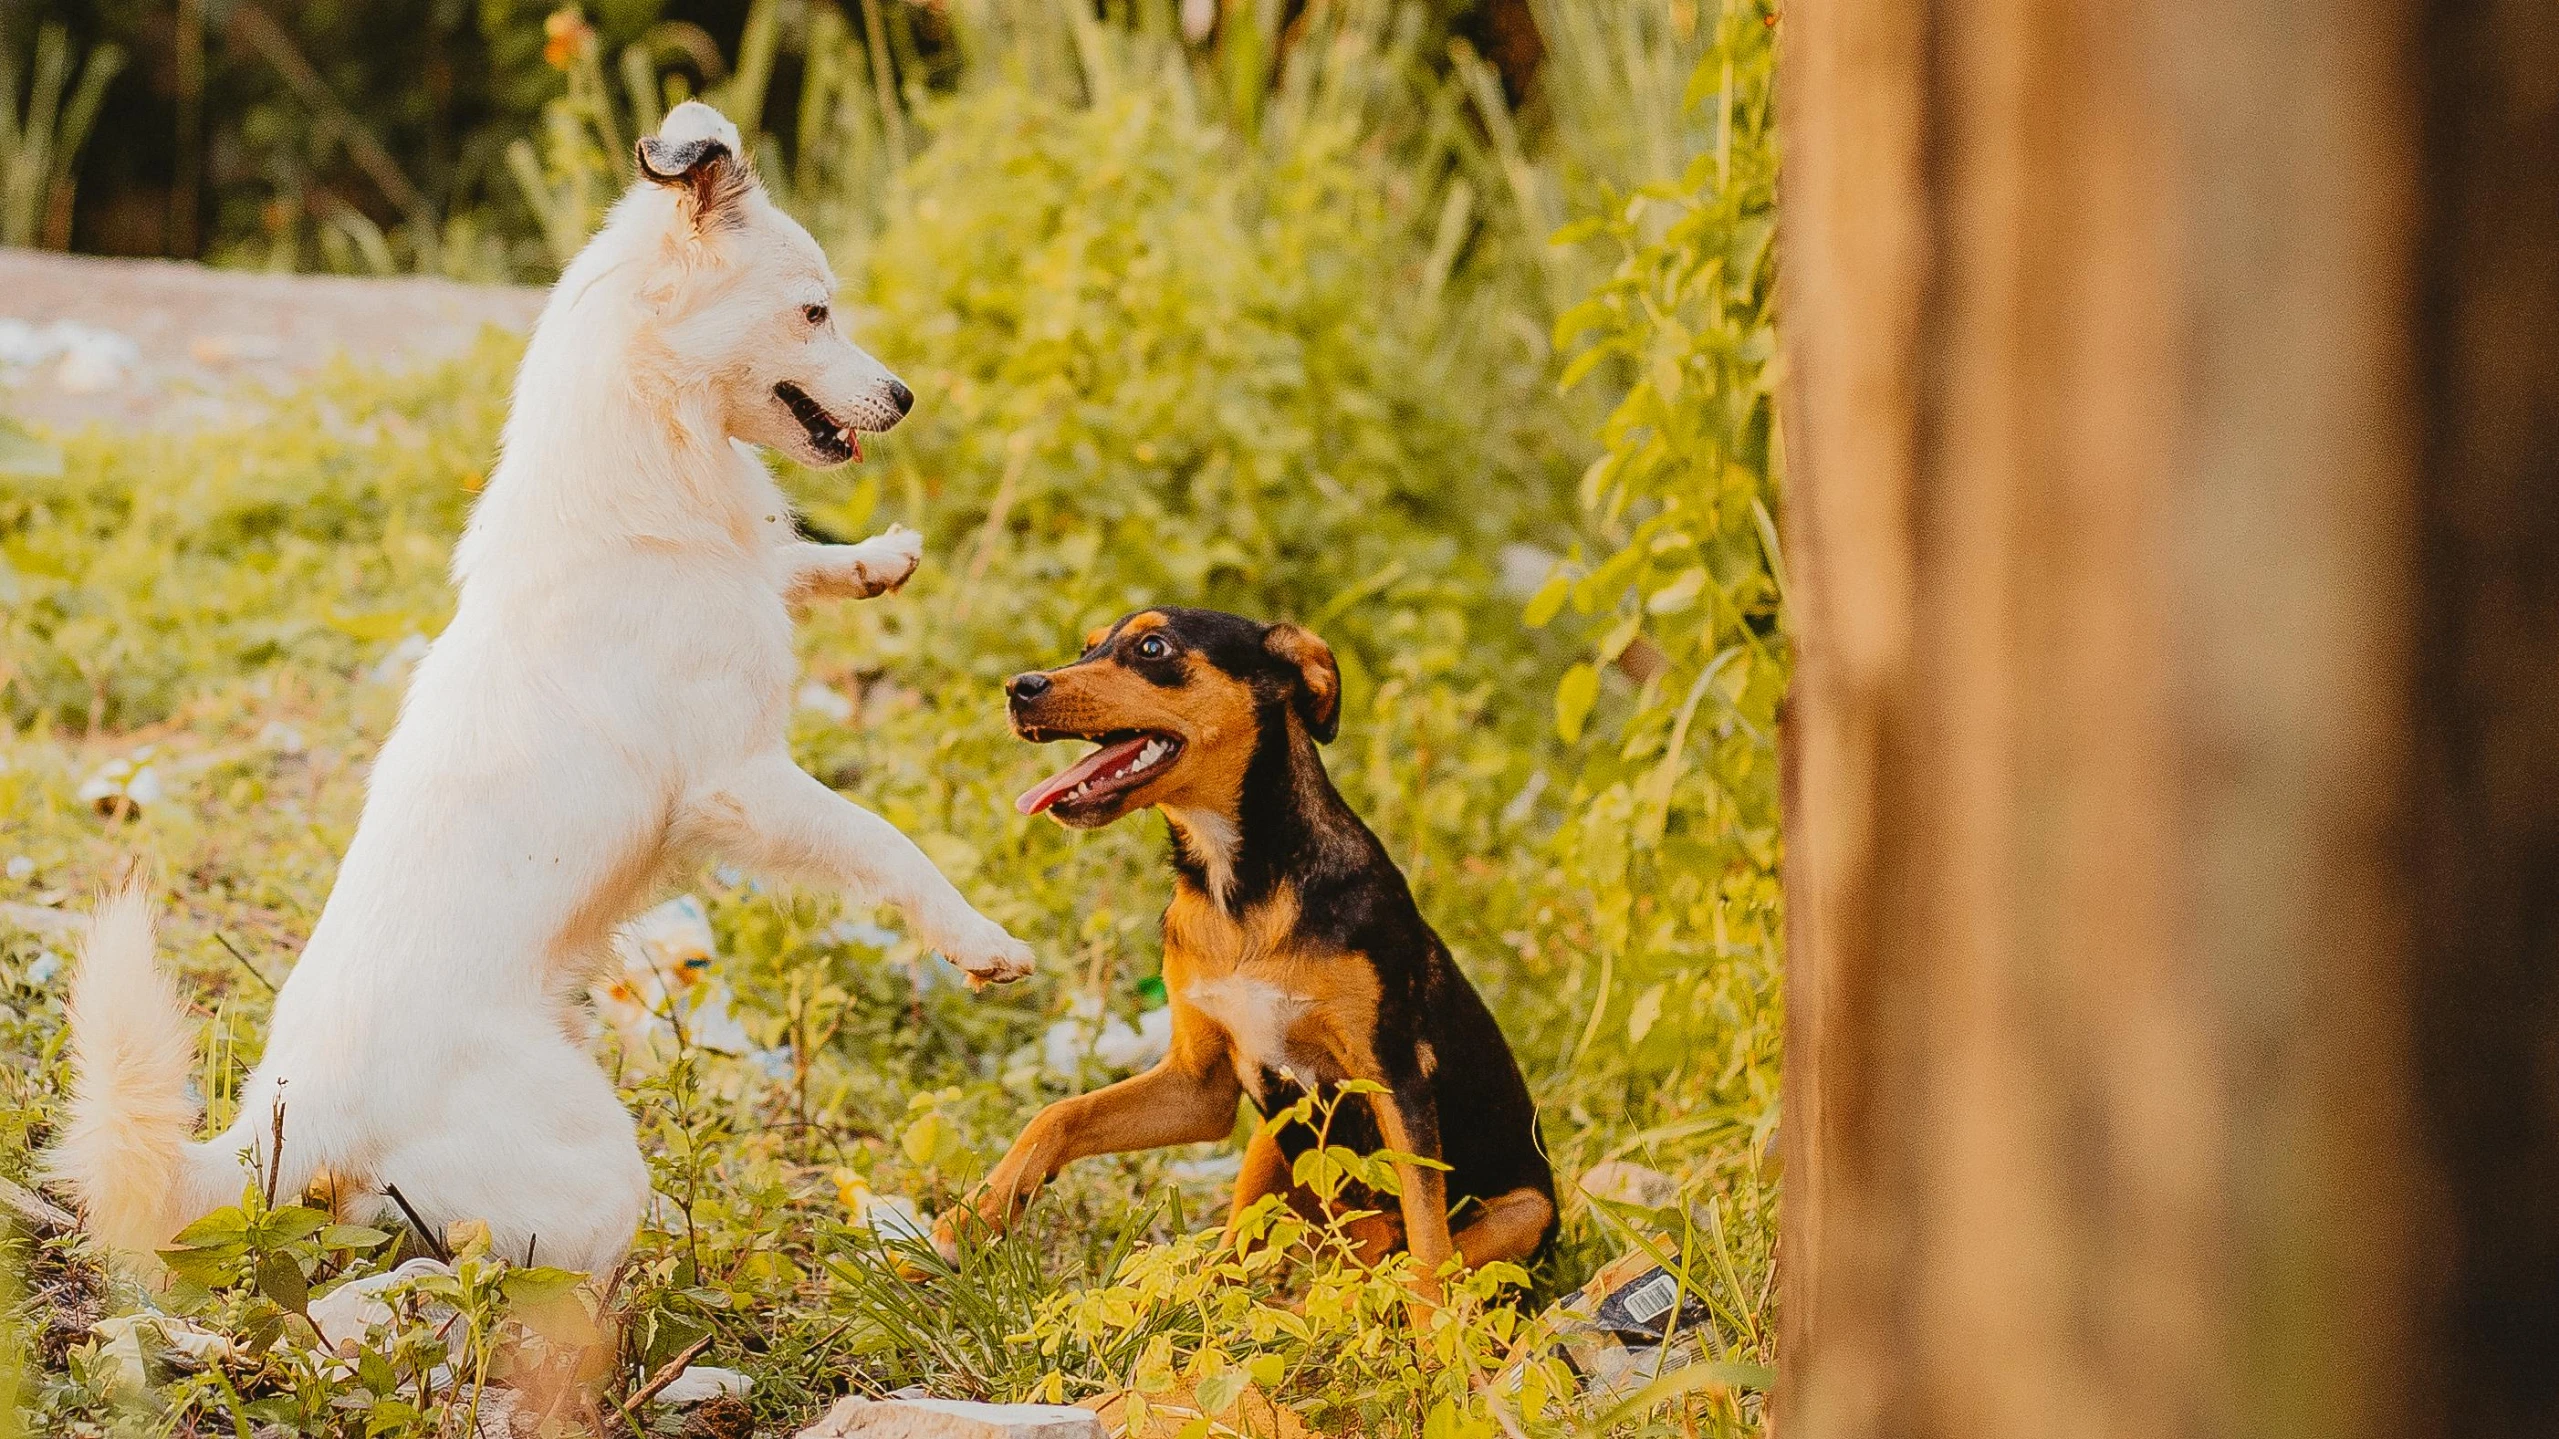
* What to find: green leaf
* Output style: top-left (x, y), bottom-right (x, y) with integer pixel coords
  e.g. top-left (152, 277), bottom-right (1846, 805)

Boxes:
top-left (256, 1247), bottom-right (309, 1314)
top-left (499, 1266), bottom-right (588, 1305)
top-left (1522, 571), bottom-right (1570, 628)
top-left (1546, 215), bottom-right (1608, 250)
top-left (260, 1204), bottom-right (331, 1241)
top-left (321, 1224), bottom-right (394, 1252)
top-left (1195, 1367), bottom-right (1249, 1416)
top-left (171, 1208), bottom-right (251, 1247)
top-left (1555, 664), bottom-right (1599, 745)
top-left (1370, 1148), bottom-right (1453, 1172)
top-left (1558, 341), bottom-right (1619, 394)
top-left (1647, 567), bottom-right (1708, 615)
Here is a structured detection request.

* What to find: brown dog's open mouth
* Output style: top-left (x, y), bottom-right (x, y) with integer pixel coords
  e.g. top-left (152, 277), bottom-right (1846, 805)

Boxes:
top-left (774, 381), bottom-right (863, 464)
top-left (1015, 730), bottom-right (1182, 816)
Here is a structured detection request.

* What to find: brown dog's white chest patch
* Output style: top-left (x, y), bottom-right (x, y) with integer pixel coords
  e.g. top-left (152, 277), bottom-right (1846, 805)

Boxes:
top-left (1184, 972), bottom-right (1317, 1088)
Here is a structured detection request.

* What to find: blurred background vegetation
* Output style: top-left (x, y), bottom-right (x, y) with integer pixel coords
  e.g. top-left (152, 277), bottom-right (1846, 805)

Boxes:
top-left (0, 0), bottom-right (1783, 1433)
top-left (12, 0), bottom-right (1574, 278)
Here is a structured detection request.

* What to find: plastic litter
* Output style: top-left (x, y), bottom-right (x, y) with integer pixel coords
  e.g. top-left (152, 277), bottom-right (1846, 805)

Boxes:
top-left (90, 1312), bottom-right (233, 1389)
top-left (308, 1257), bottom-right (466, 1357)
top-left (77, 751), bottom-right (165, 814)
top-left (1499, 1247), bottom-right (1717, 1405)
top-left (1040, 995), bottom-right (1172, 1082)
top-left (656, 1364), bottom-right (754, 1405)
top-left (834, 1171), bottom-right (933, 1244)
top-left (594, 895), bottom-right (759, 1057)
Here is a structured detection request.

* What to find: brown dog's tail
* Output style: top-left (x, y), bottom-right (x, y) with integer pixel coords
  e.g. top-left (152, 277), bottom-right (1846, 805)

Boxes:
top-left (45, 883), bottom-right (225, 1261)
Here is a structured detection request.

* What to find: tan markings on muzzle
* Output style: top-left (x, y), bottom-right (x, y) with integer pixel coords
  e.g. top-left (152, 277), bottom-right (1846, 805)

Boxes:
top-left (1029, 653), bottom-right (1259, 818)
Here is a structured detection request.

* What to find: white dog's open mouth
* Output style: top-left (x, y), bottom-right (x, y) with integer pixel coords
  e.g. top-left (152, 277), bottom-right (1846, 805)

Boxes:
top-left (774, 382), bottom-right (862, 464)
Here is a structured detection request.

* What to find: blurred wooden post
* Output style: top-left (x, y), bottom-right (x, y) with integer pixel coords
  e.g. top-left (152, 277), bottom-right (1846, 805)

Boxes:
top-left (1776, 0), bottom-right (2559, 1435)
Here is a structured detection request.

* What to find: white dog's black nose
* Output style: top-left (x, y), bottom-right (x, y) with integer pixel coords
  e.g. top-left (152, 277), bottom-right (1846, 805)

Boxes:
top-left (887, 378), bottom-right (914, 417)
top-left (1006, 673), bottom-right (1051, 702)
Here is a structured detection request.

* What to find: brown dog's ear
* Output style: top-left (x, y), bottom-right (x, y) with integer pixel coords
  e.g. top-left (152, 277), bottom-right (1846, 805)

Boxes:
top-left (635, 129), bottom-right (753, 232)
top-left (1264, 623), bottom-right (1340, 743)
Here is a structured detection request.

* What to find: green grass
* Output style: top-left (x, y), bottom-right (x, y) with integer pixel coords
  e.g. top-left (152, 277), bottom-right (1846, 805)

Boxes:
top-left (0, 4), bottom-right (1780, 1435)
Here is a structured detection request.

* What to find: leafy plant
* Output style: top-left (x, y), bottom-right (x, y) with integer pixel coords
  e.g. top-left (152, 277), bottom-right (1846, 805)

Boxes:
top-left (0, 4), bottom-right (1785, 1435)
top-left (0, 22), bottom-right (124, 251)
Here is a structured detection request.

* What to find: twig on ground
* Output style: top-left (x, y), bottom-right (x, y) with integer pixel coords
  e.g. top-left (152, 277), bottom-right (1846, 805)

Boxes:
top-left (212, 932), bottom-right (276, 995)
top-left (263, 1089), bottom-right (289, 1209)
top-left (383, 1182), bottom-right (452, 1263)
top-left (0, 1175), bottom-right (77, 1236)
top-left (612, 1331), bottom-right (715, 1432)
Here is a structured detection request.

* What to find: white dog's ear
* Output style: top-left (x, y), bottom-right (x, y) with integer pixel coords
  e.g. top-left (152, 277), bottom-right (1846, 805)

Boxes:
top-left (636, 101), bottom-right (755, 232)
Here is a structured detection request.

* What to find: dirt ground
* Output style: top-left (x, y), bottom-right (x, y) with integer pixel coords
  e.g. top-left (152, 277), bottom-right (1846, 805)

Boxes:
top-left (0, 250), bottom-right (543, 435)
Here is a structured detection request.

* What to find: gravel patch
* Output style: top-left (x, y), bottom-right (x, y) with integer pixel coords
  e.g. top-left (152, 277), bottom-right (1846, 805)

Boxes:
top-left (0, 250), bottom-right (543, 434)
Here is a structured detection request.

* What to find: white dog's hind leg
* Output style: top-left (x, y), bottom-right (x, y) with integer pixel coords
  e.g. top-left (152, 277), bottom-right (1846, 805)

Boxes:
top-left (679, 751), bottom-right (1034, 986)
top-left (783, 524), bottom-right (923, 603)
top-left (366, 1032), bottom-right (649, 1276)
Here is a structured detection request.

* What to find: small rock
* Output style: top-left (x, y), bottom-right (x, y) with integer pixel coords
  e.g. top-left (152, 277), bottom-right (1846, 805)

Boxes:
top-left (1577, 1160), bottom-right (1681, 1212)
top-left (797, 1398), bottom-right (1105, 1439)
top-left (0, 902), bottom-right (84, 942)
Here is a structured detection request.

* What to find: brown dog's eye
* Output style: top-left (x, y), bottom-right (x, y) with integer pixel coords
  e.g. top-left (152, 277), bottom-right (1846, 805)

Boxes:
top-left (1136, 635), bottom-right (1169, 659)
top-left (803, 303), bottom-right (829, 326)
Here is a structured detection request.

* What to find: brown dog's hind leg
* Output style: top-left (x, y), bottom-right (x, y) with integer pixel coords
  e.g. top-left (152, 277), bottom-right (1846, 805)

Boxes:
top-left (1367, 1086), bottom-right (1454, 1304)
top-left (1451, 1187), bottom-right (1553, 1269)
top-left (1222, 1124), bottom-right (1295, 1236)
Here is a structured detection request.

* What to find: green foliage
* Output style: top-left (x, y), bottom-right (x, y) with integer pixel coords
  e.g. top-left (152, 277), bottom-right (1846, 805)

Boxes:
top-left (0, 350), bottom-right (503, 733)
top-left (0, 22), bottom-right (123, 252)
top-left (0, 4), bottom-right (1783, 1435)
top-left (1528, 0), bottom-right (1782, 1153)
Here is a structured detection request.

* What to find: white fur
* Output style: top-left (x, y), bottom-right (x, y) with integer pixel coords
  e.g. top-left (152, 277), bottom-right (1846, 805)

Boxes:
top-left (1181, 973), bottom-right (1308, 1086)
top-left (48, 102), bottom-right (1032, 1276)
top-left (1164, 807), bottom-right (1240, 909)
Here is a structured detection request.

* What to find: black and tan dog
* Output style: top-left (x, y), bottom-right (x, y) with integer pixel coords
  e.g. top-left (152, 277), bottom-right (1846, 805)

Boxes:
top-left (933, 608), bottom-right (1555, 1290)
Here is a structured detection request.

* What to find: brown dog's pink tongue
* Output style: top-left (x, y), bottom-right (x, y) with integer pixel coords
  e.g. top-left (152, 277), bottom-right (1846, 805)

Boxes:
top-left (1016, 736), bottom-right (1150, 815)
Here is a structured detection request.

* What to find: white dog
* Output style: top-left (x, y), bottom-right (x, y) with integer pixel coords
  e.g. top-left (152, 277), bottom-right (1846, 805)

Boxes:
top-left (50, 102), bottom-right (1033, 1277)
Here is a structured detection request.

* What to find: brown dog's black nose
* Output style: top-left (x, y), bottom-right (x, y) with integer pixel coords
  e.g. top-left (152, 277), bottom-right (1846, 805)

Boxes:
top-left (1006, 672), bottom-right (1051, 702)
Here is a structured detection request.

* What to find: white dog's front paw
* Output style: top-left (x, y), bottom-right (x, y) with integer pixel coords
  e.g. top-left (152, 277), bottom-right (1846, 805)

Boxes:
top-left (851, 523), bottom-right (923, 597)
top-left (933, 915), bottom-right (1035, 989)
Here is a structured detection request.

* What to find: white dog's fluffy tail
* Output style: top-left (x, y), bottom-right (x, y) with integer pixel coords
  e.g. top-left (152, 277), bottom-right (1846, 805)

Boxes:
top-left (46, 885), bottom-right (212, 1258)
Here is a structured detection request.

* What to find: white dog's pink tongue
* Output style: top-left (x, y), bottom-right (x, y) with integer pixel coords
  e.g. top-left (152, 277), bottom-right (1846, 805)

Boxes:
top-left (1017, 736), bottom-right (1151, 815)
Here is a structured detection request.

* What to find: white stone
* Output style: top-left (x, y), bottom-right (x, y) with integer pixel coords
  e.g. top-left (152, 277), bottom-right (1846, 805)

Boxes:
top-left (798, 1398), bottom-right (1105, 1439)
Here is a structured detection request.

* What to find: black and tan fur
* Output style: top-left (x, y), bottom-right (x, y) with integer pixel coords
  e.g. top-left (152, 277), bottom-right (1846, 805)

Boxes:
top-left (937, 608), bottom-right (1555, 1292)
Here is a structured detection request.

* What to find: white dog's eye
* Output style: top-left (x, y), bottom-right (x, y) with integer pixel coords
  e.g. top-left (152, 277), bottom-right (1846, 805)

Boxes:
top-left (1136, 635), bottom-right (1169, 659)
top-left (804, 303), bottom-right (829, 326)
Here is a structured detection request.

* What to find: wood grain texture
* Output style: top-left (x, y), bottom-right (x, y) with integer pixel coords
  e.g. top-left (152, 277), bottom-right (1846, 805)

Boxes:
top-left (1768, 0), bottom-right (2559, 1430)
